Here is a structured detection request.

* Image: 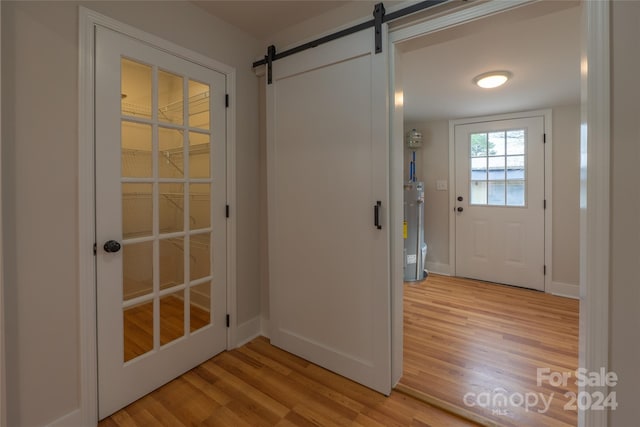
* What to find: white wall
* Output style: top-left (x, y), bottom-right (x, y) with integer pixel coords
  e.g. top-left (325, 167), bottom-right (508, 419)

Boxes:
top-left (1, 1), bottom-right (261, 425)
top-left (403, 122), bottom-right (449, 272)
top-left (609, 1), bottom-right (640, 424)
top-left (405, 104), bottom-right (580, 286)
top-left (268, 1), bottom-right (380, 50)
top-left (551, 105), bottom-right (581, 287)
top-left (258, 75), bottom-right (270, 333)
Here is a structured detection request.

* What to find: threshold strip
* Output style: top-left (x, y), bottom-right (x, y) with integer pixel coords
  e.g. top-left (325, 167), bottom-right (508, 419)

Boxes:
top-left (394, 383), bottom-right (504, 427)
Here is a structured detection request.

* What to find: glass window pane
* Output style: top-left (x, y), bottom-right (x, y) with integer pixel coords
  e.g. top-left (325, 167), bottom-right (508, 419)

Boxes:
top-left (159, 127), bottom-right (184, 178)
top-left (160, 238), bottom-right (184, 290)
top-left (121, 58), bottom-right (151, 119)
top-left (159, 183), bottom-right (184, 234)
top-left (470, 133), bottom-right (487, 157)
top-left (507, 155), bottom-right (525, 180)
top-left (190, 183), bottom-right (210, 229)
top-left (488, 181), bottom-right (506, 205)
top-left (158, 70), bottom-right (183, 124)
top-left (123, 241), bottom-right (153, 301)
top-left (190, 282), bottom-right (211, 332)
top-left (507, 181), bottom-right (526, 206)
top-left (470, 181), bottom-right (487, 205)
top-left (488, 131), bottom-right (506, 155)
top-left (507, 129), bottom-right (525, 155)
top-left (122, 183), bottom-right (153, 239)
top-left (471, 157), bottom-right (487, 181)
top-left (189, 132), bottom-right (210, 178)
top-left (123, 300), bottom-right (153, 362)
top-left (160, 291), bottom-right (185, 345)
top-left (488, 156), bottom-right (506, 180)
top-left (190, 233), bottom-right (211, 281)
top-left (189, 80), bottom-right (210, 130)
top-left (121, 121), bottom-right (152, 178)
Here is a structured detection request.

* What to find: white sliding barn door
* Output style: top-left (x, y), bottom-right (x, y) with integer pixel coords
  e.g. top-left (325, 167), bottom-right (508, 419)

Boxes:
top-left (267, 28), bottom-right (391, 394)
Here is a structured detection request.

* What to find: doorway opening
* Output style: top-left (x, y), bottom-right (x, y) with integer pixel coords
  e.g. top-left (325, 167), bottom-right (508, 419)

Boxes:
top-left (395, 2), bottom-right (581, 426)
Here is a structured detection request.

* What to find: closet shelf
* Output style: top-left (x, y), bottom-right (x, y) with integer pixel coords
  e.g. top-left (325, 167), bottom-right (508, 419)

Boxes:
top-left (122, 143), bottom-right (210, 156)
top-left (122, 91), bottom-right (209, 119)
top-left (122, 192), bottom-right (210, 199)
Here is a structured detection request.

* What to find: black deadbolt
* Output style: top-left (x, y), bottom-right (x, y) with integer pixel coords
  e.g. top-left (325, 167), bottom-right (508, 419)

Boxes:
top-left (457, 196), bottom-right (463, 202)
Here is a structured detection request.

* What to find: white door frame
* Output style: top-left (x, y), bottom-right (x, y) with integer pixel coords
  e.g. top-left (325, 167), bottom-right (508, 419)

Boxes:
top-left (448, 109), bottom-right (552, 291)
top-left (389, 2), bottom-right (609, 426)
top-left (78, 7), bottom-right (237, 425)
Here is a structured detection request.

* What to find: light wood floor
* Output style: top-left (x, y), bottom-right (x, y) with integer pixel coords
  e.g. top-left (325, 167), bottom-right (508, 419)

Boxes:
top-left (123, 296), bottom-right (210, 361)
top-left (400, 274), bottom-right (579, 427)
top-left (99, 336), bottom-right (477, 426)
top-left (101, 275), bottom-right (577, 426)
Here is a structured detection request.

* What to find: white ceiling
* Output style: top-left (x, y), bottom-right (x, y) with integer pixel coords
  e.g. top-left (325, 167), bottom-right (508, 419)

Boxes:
top-left (193, 1), bottom-right (351, 40)
top-left (400, 2), bottom-right (582, 122)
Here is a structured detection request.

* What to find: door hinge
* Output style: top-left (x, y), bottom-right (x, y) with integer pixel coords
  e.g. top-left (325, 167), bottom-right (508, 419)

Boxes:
top-left (544, 199), bottom-right (547, 209)
top-left (225, 94), bottom-right (229, 108)
top-left (93, 243), bottom-right (97, 256)
top-left (226, 204), bottom-right (230, 218)
top-left (226, 314), bottom-right (230, 328)
top-left (543, 133), bottom-right (547, 143)
top-left (544, 265), bottom-right (547, 275)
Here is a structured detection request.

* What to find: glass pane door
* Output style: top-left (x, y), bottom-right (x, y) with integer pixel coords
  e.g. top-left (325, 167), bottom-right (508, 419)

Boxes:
top-left (96, 26), bottom-right (227, 419)
top-left (121, 58), bottom-right (213, 362)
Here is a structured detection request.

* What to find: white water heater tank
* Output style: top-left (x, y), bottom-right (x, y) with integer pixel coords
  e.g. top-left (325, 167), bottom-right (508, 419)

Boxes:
top-left (403, 181), bottom-right (427, 281)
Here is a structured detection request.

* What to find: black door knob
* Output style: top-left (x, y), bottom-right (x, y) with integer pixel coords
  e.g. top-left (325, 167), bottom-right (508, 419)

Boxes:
top-left (104, 240), bottom-right (122, 253)
top-left (457, 196), bottom-right (463, 202)
top-left (457, 207), bottom-right (464, 212)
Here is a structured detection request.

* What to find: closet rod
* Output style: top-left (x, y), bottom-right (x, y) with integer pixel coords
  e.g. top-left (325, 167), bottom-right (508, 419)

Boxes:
top-left (251, 0), bottom-right (448, 69)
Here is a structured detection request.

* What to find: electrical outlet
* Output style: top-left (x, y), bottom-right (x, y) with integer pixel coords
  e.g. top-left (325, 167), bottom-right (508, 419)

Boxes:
top-left (436, 180), bottom-right (448, 191)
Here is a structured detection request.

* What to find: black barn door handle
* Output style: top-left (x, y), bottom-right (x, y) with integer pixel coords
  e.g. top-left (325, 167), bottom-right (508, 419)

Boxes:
top-left (374, 201), bottom-right (382, 230)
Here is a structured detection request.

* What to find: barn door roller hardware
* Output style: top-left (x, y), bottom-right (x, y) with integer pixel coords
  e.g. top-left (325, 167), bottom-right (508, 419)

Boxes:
top-left (374, 3), bottom-right (385, 54)
top-left (253, 0), bottom-right (449, 84)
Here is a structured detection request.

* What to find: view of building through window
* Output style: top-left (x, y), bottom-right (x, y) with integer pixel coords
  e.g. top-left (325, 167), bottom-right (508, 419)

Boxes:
top-left (469, 129), bottom-right (526, 206)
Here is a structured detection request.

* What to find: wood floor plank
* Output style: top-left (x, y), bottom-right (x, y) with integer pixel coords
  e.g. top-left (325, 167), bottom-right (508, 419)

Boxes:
top-left (101, 274), bottom-right (577, 426)
top-left (399, 274), bottom-right (579, 427)
top-left (100, 336), bottom-right (477, 427)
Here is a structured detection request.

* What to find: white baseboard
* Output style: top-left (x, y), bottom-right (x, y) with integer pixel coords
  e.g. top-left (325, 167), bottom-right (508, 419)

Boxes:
top-left (236, 316), bottom-right (262, 347)
top-left (548, 281), bottom-right (579, 299)
top-left (425, 261), bottom-right (451, 276)
top-left (47, 408), bottom-right (82, 427)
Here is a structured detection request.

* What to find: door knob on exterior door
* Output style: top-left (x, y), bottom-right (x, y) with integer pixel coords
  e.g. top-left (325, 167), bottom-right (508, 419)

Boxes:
top-left (457, 207), bottom-right (464, 212)
top-left (103, 240), bottom-right (121, 253)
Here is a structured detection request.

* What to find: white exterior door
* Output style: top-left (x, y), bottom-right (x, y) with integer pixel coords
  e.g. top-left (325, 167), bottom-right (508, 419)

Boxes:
top-left (454, 115), bottom-right (545, 290)
top-left (266, 28), bottom-right (391, 394)
top-left (95, 27), bottom-right (227, 418)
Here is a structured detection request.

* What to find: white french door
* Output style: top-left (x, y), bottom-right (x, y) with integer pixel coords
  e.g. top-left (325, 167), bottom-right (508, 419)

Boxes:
top-left (266, 27), bottom-right (391, 394)
top-left (454, 115), bottom-right (545, 290)
top-left (95, 27), bottom-right (227, 418)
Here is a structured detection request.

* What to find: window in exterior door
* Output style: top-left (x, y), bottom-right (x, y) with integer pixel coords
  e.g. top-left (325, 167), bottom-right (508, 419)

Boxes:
top-left (469, 129), bottom-right (526, 207)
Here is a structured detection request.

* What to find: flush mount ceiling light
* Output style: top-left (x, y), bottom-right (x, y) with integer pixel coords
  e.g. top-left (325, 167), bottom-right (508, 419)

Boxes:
top-left (473, 71), bottom-right (512, 89)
